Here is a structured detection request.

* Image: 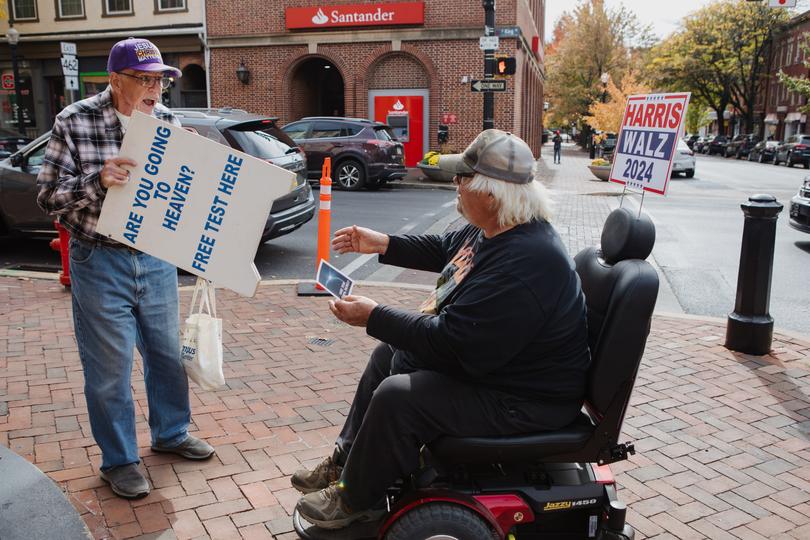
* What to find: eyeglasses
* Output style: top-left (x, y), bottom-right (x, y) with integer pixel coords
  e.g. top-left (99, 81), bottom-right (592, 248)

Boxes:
top-left (452, 174), bottom-right (474, 186)
top-left (116, 71), bottom-right (173, 90)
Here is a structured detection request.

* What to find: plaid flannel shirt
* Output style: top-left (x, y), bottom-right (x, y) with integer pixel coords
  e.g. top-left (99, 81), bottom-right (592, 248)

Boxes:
top-left (36, 87), bottom-right (180, 245)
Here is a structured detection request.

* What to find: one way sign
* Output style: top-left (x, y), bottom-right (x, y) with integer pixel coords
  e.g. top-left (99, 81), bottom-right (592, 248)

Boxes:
top-left (470, 79), bottom-right (507, 92)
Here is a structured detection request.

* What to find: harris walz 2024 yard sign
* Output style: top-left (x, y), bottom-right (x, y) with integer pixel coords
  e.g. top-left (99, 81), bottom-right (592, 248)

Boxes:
top-left (609, 93), bottom-right (690, 195)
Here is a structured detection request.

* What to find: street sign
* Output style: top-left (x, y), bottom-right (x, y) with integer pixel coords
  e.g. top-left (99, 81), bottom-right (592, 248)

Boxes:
top-left (768, 0), bottom-right (797, 8)
top-left (1, 73), bottom-right (13, 90)
top-left (441, 113), bottom-right (458, 124)
top-left (471, 79), bottom-right (507, 92)
top-left (497, 26), bottom-right (520, 38)
top-left (61, 55), bottom-right (79, 76)
top-left (479, 36), bottom-right (499, 50)
top-left (60, 42), bottom-right (77, 55)
top-left (608, 92), bottom-right (691, 196)
top-left (65, 76), bottom-right (79, 91)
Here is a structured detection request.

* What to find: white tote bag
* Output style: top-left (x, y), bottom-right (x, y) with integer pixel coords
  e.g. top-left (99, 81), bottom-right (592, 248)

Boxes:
top-left (181, 277), bottom-right (225, 391)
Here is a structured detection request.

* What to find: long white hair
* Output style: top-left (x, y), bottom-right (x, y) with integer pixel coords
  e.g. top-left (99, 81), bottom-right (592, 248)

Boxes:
top-left (466, 167), bottom-right (554, 227)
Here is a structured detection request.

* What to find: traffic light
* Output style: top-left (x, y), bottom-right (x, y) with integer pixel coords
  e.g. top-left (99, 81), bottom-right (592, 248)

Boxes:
top-left (495, 56), bottom-right (516, 76)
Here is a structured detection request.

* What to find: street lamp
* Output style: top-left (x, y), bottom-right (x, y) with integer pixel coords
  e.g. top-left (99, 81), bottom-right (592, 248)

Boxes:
top-left (5, 25), bottom-right (24, 133)
top-left (600, 72), bottom-right (609, 103)
top-left (236, 60), bottom-right (250, 85)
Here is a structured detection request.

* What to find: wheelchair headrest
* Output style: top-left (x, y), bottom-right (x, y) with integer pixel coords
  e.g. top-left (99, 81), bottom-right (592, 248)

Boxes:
top-left (600, 207), bottom-right (655, 264)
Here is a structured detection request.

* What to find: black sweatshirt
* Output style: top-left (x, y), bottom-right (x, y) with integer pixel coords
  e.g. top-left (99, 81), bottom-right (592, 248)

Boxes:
top-left (367, 220), bottom-right (590, 403)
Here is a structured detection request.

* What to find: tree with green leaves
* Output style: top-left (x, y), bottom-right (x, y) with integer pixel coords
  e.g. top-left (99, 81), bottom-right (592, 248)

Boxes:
top-left (544, 0), bottom-right (655, 137)
top-left (649, 0), bottom-right (788, 134)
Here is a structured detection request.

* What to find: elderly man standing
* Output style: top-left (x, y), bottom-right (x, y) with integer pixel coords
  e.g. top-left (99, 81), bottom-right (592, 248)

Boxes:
top-left (292, 130), bottom-right (591, 529)
top-left (37, 38), bottom-right (214, 499)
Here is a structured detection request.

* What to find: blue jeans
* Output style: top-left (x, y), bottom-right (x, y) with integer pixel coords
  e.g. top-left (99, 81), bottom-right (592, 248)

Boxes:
top-left (553, 146), bottom-right (561, 163)
top-left (69, 238), bottom-right (190, 471)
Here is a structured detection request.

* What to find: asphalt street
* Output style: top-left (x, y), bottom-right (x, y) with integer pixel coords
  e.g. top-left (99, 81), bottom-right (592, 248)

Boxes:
top-left (634, 151), bottom-right (810, 334)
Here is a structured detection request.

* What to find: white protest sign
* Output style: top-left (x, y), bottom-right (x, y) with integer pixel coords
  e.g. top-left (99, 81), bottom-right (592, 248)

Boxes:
top-left (609, 92), bottom-right (690, 195)
top-left (96, 112), bottom-right (295, 297)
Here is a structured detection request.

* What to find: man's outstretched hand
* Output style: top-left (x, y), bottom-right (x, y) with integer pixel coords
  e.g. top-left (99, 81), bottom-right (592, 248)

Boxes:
top-left (329, 295), bottom-right (378, 327)
top-left (332, 225), bottom-right (389, 255)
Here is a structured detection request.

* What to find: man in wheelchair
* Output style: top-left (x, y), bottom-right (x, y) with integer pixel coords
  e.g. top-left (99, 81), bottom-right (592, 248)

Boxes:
top-left (292, 130), bottom-right (593, 530)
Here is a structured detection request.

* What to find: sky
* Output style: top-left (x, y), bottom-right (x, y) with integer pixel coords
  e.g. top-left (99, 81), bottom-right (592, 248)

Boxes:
top-left (544, 0), bottom-right (809, 41)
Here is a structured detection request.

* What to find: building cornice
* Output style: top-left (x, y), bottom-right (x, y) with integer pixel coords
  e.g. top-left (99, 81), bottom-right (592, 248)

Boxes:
top-left (208, 26), bottom-right (544, 75)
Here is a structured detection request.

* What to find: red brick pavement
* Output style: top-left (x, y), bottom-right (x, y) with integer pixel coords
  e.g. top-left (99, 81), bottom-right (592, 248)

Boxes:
top-left (1, 275), bottom-right (809, 539)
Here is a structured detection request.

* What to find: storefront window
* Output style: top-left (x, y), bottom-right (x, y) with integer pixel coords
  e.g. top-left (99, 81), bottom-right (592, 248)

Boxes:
top-left (0, 71), bottom-right (36, 134)
top-left (80, 73), bottom-right (110, 99)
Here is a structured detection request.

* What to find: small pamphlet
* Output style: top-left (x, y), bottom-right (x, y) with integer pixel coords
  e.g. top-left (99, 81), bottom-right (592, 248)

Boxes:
top-left (316, 259), bottom-right (354, 299)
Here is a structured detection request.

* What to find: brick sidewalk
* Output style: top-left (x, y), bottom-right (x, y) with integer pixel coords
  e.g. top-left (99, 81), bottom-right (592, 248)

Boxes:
top-left (2, 144), bottom-right (809, 539)
top-left (1, 275), bottom-right (809, 540)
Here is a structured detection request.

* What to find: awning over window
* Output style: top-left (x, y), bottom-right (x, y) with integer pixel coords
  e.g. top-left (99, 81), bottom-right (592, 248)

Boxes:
top-left (786, 112), bottom-right (802, 122)
top-left (765, 113), bottom-right (779, 124)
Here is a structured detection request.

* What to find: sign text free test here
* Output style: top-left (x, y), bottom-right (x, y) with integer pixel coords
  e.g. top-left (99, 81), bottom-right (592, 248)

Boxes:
top-left (96, 112), bottom-right (294, 297)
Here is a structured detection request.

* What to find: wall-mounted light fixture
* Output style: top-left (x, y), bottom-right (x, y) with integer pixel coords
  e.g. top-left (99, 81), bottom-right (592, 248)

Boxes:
top-left (236, 60), bottom-right (250, 85)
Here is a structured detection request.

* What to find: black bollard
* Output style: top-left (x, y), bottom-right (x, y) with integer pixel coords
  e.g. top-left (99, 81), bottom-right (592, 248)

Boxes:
top-left (725, 194), bottom-right (783, 355)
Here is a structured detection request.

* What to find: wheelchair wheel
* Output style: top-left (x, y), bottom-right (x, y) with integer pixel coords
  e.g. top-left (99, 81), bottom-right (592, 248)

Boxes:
top-left (384, 503), bottom-right (498, 540)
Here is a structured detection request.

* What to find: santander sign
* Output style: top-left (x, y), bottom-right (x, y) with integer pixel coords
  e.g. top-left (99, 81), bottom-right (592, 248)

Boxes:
top-left (286, 2), bottom-right (425, 30)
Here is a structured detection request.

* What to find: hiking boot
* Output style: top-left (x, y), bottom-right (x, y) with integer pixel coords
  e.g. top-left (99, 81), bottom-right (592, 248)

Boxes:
top-left (296, 483), bottom-right (384, 530)
top-left (100, 463), bottom-right (151, 499)
top-left (151, 435), bottom-right (215, 460)
top-left (291, 448), bottom-right (343, 494)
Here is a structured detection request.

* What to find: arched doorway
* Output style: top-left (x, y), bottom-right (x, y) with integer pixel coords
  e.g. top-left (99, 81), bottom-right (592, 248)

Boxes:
top-left (289, 57), bottom-right (344, 119)
top-left (180, 64), bottom-right (207, 108)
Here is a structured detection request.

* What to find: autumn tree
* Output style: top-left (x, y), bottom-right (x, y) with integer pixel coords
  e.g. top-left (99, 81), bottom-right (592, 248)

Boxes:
top-left (544, 0), bottom-right (654, 136)
top-left (649, 0), bottom-right (787, 134)
top-left (583, 72), bottom-right (651, 134)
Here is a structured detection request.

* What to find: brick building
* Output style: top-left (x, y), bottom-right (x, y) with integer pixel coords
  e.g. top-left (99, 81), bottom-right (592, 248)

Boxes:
top-left (0, 0), bottom-right (206, 137)
top-left (206, 0), bottom-right (545, 165)
top-left (757, 10), bottom-right (810, 141)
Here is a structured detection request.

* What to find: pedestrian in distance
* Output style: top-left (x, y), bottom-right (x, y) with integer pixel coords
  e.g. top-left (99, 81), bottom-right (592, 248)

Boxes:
top-left (36, 38), bottom-right (215, 500)
top-left (291, 129), bottom-right (591, 530)
top-left (553, 130), bottom-right (563, 164)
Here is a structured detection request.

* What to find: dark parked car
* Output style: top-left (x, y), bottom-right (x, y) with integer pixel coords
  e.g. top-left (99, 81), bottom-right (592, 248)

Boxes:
top-left (774, 134), bottom-right (810, 168)
top-left (724, 133), bottom-right (760, 159)
top-left (747, 140), bottom-right (779, 163)
top-left (789, 176), bottom-right (810, 233)
top-left (282, 117), bottom-right (406, 191)
top-left (684, 134), bottom-right (700, 150)
top-left (0, 128), bottom-right (31, 159)
top-left (706, 135), bottom-right (729, 156)
top-left (0, 108), bottom-right (316, 243)
top-left (693, 136), bottom-right (711, 154)
top-left (597, 132), bottom-right (617, 158)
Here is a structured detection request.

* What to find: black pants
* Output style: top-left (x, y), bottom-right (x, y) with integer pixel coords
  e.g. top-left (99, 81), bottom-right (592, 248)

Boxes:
top-left (335, 343), bottom-right (581, 510)
top-left (554, 146), bottom-right (561, 163)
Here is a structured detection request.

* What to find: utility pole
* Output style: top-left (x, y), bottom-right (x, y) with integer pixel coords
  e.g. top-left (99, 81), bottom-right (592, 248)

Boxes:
top-left (482, 0), bottom-right (495, 130)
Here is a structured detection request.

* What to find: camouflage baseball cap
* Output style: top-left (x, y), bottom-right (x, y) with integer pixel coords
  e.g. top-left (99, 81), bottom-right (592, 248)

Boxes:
top-left (437, 129), bottom-right (535, 184)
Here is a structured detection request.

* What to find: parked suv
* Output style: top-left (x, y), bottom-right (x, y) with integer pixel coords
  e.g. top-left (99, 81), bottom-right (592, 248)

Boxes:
top-left (282, 117), bottom-right (406, 191)
top-left (724, 134), bottom-right (759, 159)
top-left (789, 176), bottom-right (810, 233)
top-left (774, 134), bottom-right (810, 168)
top-left (0, 108), bottom-right (315, 243)
top-left (172, 108), bottom-right (315, 242)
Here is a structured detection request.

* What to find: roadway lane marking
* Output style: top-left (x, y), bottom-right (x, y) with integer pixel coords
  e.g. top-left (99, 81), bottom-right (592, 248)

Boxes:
top-left (339, 200), bottom-right (459, 279)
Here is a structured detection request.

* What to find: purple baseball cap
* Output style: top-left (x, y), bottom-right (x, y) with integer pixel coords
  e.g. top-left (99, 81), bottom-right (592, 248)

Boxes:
top-left (107, 37), bottom-right (182, 78)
